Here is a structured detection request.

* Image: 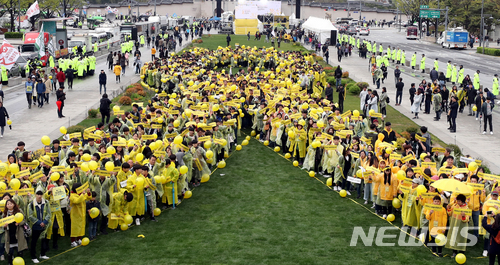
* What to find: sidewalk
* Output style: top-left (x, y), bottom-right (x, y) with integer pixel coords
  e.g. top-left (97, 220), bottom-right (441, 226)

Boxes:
top-left (324, 45), bottom-right (500, 173)
top-left (0, 37), bottom-right (197, 161)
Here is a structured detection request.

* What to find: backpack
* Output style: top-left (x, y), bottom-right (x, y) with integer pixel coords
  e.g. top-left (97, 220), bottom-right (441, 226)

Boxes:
top-left (386, 97), bottom-right (390, 103)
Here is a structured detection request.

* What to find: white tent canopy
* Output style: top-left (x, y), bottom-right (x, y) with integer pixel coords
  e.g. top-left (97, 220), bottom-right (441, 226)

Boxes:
top-left (301, 17), bottom-right (337, 44)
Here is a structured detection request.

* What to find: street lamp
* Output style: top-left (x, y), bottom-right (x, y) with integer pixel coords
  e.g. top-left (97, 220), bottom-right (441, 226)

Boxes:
top-left (481, 0), bottom-right (484, 54)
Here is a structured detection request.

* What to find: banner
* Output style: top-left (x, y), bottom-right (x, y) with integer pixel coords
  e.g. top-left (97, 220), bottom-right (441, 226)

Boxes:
top-left (26, 1), bottom-right (40, 18)
top-left (35, 24), bottom-right (45, 58)
top-left (0, 40), bottom-right (20, 70)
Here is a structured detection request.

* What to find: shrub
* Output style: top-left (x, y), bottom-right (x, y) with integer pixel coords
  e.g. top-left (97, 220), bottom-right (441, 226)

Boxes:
top-left (125, 87), bottom-right (137, 96)
top-left (399, 131), bottom-right (411, 140)
top-left (118, 96), bottom-right (132, 105)
top-left (342, 71), bottom-right (349, 78)
top-left (88, 109), bottom-right (99, 118)
top-left (197, 39), bottom-right (203, 43)
top-left (137, 90), bottom-right (147, 97)
top-left (67, 125), bottom-right (85, 134)
top-left (192, 39), bottom-right (198, 43)
top-left (4, 32), bottom-right (23, 38)
top-left (315, 56), bottom-right (323, 61)
top-left (476, 47), bottom-right (500, 56)
top-left (326, 76), bottom-right (336, 85)
top-left (356, 82), bottom-right (369, 89)
top-left (348, 84), bottom-right (361, 95)
top-left (396, 137), bottom-right (407, 149)
top-left (405, 127), bottom-right (419, 134)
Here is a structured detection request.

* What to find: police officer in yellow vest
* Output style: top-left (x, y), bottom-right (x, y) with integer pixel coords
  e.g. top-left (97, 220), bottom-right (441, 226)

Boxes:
top-left (1, 65), bottom-right (8, 86)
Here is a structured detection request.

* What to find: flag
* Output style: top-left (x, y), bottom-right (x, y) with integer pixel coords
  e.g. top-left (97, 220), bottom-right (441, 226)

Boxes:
top-left (35, 24), bottom-right (45, 58)
top-left (0, 40), bottom-right (20, 70)
top-left (26, 1), bottom-right (40, 18)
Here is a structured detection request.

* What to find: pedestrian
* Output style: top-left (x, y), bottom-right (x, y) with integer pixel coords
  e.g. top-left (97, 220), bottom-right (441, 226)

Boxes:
top-left (482, 212), bottom-right (500, 264)
top-left (25, 77), bottom-right (34, 109)
top-left (56, 86), bottom-right (66, 118)
top-left (99, 70), bottom-right (107, 94)
top-left (3, 199), bottom-right (28, 265)
top-left (56, 67), bottom-right (65, 88)
top-left (134, 56), bottom-right (142, 74)
top-left (325, 83), bottom-right (333, 102)
top-left (374, 67), bottom-right (382, 89)
top-left (151, 46), bottom-right (156, 61)
top-left (394, 65), bottom-right (401, 84)
top-left (65, 66), bottom-right (75, 90)
top-left (99, 94), bottom-right (112, 125)
top-left (325, 49), bottom-right (329, 64)
top-left (337, 84), bottom-right (345, 113)
top-left (0, 101), bottom-right (9, 138)
top-left (35, 78), bottom-right (46, 108)
top-left (412, 89), bottom-right (422, 119)
top-left (337, 45), bottom-right (342, 62)
top-left (475, 91), bottom-right (484, 120)
top-left (107, 52), bottom-right (114, 71)
top-left (433, 87), bottom-right (442, 121)
top-left (69, 183), bottom-right (91, 247)
top-left (395, 78), bottom-right (404, 105)
top-left (482, 97), bottom-right (494, 134)
top-left (448, 96), bottom-right (458, 132)
top-left (247, 31), bottom-right (250, 41)
top-left (424, 84), bottom-right (432, 114)
top-left (120, 55), bottom-right (126, 74)
top-left (379, 87), bottom-right (388, 118)
top-left (226, 34), bottom-right (231, 47)
top-left (334, 66), bottom-right (342, 87)
top-left (86, 191), bottom-right (101, 240)
top-left (114, 63), bottom-right (122, 83)
top-left (28, 190), bottom-right (51, 264)
top-left (43, 75), bottom-right (51, 104)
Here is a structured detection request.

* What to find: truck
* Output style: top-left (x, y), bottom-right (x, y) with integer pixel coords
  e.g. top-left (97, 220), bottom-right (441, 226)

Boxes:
top-left (19, 32), bottom-right (50, 66)
top-left (437, 27), bottom-right (469, 49)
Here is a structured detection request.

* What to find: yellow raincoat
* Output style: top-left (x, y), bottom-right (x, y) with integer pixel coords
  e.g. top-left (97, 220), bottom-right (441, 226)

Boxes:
top-left (70, 192), bottom-right (91, 237)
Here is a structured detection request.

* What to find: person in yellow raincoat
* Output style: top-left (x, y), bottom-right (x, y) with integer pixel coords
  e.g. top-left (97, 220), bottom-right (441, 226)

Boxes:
top-left (373, 166), bottom-right (398, 218)
top-left (127, 164), bottom-right (146, 225)
top-left (289, 122), bottom-right (306, 165)
top-left (69, 183), bottom-right (91, 247)
top-left (162, 158), bottom-right (180, 207)
top-left (425, 195), bottom-right (447, 256)
top-left (108, 190), bottom-right (134, 230)
top-left (446, 194), bottom-right (471, 258)
top-left (399, 177), bottom-right (423, 234)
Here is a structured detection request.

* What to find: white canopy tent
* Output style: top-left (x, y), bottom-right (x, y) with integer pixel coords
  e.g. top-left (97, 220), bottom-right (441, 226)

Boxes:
top-left (301, 17), bottom-right (337, 44)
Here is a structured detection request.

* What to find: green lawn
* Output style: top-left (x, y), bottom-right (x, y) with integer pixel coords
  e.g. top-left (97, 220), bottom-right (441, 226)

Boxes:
top-left (191, 34), bottom-right (307, 52)
top-left (43, 135), bottom-right (484, 265)
top-left (38, 35), bottom-right (487, 265)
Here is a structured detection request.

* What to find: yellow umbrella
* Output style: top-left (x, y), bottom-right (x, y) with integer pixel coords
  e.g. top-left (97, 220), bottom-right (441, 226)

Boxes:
top-left (431, 179), bottom-right (471, 195)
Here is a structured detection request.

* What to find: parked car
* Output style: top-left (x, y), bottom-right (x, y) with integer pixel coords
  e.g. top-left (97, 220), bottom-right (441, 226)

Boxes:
top-left (347, 27), bottom-right (357, 35)
top-left (359, 27), bottom-right (370, 36)
top-left (8, 56), bottom-right (28, 78)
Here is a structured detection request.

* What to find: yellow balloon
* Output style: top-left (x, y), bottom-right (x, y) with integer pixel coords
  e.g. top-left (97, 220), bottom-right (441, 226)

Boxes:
top-left (41, 135), bottom-right (51, 146)
top-left (309, 171), bottom-right (315, 177)
top-left (9, 179), bottom-right (20, 190)
top-left (105, 161), bottom-right (115, 172)
top-left (396, 170), bottom-right (406, 181)
top-left (327, 178), bottom-right (333, 186)
top-left (88, 161), bottom-right (98, 171)
top-left (472, 105), bottom-right (477, 112)
top-left (206, 150), bottom-right (214, 159)
top-left (245, 136), bottom-right (250, 141)
top-left (112, 105), bottom-right (120, 112)
top-left (124, 214), bottom-right (133, 225)
top-left (356, 169), bottom-right (363, 178)
top-left (204, 141), bottom-right (212, 149)
top-left (251, 130), bottom-right (256, 136)
top-left (81, 162), bottom-right (89, 172)
top-left (173, 120), bottom-right (180, 127)
top-left (6, 119), bottom-right (12, 125)
top-left (90, 207), bottom-right (100, 219)
top-left (264, 140), bottom-right (269, 146)
top-left (81, 237), bottom-right (90, 246)
top-left (417, 185), bottom-right (427, 195)
top-left (435, 234), bottom-right (447, 246)
top-left (285, 153), bottom-right (291, 159)
top-left (120, 223), bottom-right (128, 231)
top-left (236, 145), bottom-right (242, 151)
top-left (468, 161), bottom-right (478, 172)
top-left (353, 110), bottom-right (360, 117)
top-left (184, 190), bottom-right (192, 199)
top-left (9, 164), bottom-right (19, 174)
top-left (369, 109), bottom-right (375, 116)
top-left (218, 161), bottom-right (226, 168)
top-left (107, 146), bottom-right (116, 155)
top-left (179, 165), bottom-right (188, 175)
top-left (12, 257), bottom-right (24, 265)
top-left (293, 161), bottom-right (299, 167)
top-left (0, 163), bottom-right (7, 176)
top-left (0, 199), bottom-right (5, 208)
top-left (136, 153), bottom-right (144, 162)
top-left (201, 174), bottom-right (210, 183)
top-left (60, 126), bottom-right (67, 134)
top-left (0, 182), bottom-right (6, 192)
top-left (50, 172), bottom-right (60, 181)
top-left (455, 254), bottom-right (466, 264)
top-left (387, 214), bottom-right (395, 222)
top-left (14, 212), bottom-right (23, 223)
top-left (317, 120), bottom-right (325, 128)
top-left (174, 135), bottom-right (183, 145)
top-left (241, 140), bottom-right (249, 146)
top-left (274, 146), bottom-right (280, 152)
top-left (392, 198), bottom-right (402, 209)
top-left (82, 153), bottom-right (91, 162)
top-left (153, 208), bottom-right (161, 216)
top-left (339, 190), bottom-right (347, 197)
top-left (288, 130), bottom-right (295, 139)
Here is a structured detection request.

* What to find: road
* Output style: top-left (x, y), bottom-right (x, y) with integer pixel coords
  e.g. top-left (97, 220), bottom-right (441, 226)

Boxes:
top-left (356, 28), bottom-right (500, 91)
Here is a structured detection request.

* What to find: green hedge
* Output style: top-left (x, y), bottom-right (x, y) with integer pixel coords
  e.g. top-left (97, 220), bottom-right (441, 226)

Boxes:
top-left (476, 47), bottom-right (500, 56)
top-left (4, 32), bottom-right (23, 39)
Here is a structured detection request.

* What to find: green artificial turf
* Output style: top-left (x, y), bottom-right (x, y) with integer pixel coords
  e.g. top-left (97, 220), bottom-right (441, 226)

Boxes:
top-left (191, 34), bottom-right (307, 52)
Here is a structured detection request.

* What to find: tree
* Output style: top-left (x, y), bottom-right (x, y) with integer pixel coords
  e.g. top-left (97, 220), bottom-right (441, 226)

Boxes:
top-left (0, 0), bottom-right (29, 32)
top-left (39, 0), bottom-right (60, 18)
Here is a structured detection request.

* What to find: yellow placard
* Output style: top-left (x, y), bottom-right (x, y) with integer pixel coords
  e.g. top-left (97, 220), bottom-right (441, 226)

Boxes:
top-left (142, 135), bottom-right (156, 140)
top-left (95, 170), bottom-right (111, 176)
top-left (198, 136), bottom-right (211, 142)
top-left (16, 169), bottom-right (30, 177)
top-left (114, 110), bottom-right (124, 115)
top-left (113, 142), bottom-right (126, 147)
top-left (424, 203), bottom-right (443, 211)
top-left (29, 171), bottom-right (43, 182)
top-left (164, 133), bottom-right (178, 139)
top-left (432, 147), bottom-right (446, 153)
top-left (69, 132), bottom-right (81, 139)
top-left (467, 183), bottom-right (484, 190)
top-left (421, 192), bottom-right (439, 199)
top-left (16, 188), bottom-right (34, 196)
top-left (399, 185), bottom-right (410, 193)
top-left (46, 153), bottom-right (58, 158)
top-left (76, 181), bottom-right (89, 194)
top-left (60, 141), bottom-right (71, 146)
top-left (51, 166), bottom-right (66, 172)
top-left (0, 216), bottom-right (15, 227)
top-left (154, 151), bottom-right (166, 157)
top-left (52, 186), bottom-right (67, 200)
top-left (370, 112), bottom-right (382, 118)
top-left (415, 134), bottom-right (427, 142)
top-left (21, 162), bottom-right (38, 168)
top-left (401, 154), bottom-right (414, 163)
top-left (110, 213), bottom-right (123, 220)
top-left (453, 208), bottom-right (472, 216)
top-left (390, 154), bottom-right (402, 160)
top-left (421, 162), bottom-right (436, 168)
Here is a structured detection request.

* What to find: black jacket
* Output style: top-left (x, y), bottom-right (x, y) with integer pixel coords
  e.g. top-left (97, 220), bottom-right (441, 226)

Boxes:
top-left (475, 95), bottom-right (484, 113)
top-left (449, 101), bottom-right (458, 118)
top-left (394, 68), bottom-right (401, 78)
top-left (430, 70), bottom-right (438, 81)
top-left (334, 67), bottom-right (342, 79)
top-left (100, 98), bottom-right (112, 113)
top-left (0, 106), bottom-right (8, 127)
top-left (325, 86), bottom-right (333, 101)
top-left (482, 218), bottom-right (500, 255)
top-left (56, 89), bottom-right (65, 103)
top-left (99, 72), bottom-right (107, 85)
top-left (65, 68), bottom-right (75, 79)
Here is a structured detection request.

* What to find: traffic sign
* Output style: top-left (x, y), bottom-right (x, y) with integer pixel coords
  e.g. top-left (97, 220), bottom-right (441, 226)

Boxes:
top-left (420, 5), bottom-right (428, 9)
top-left (429, 10), bottom-right (440, 18)
top-left (420, 10), bottom-right (429, 18)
